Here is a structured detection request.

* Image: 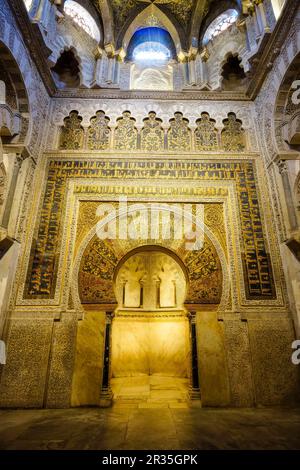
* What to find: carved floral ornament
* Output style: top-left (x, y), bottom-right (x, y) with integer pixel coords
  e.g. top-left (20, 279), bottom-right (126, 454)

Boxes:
top-left (59, 110), bottom-right (246, 152)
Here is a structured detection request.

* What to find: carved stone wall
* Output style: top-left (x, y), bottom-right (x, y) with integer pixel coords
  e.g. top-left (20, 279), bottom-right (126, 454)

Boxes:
top-left (0, 0), bottom-right (299, 410)
top-left (0, 0), bottom-right (50, 158)
top-left (254, 7), bottom-right (300, 336)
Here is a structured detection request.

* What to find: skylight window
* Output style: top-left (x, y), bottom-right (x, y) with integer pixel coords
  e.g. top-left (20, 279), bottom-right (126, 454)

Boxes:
top-left (203, 9), bottom-right (238, 45)
top-left (133, 42), bottom-right (171, 65)
top-left (64, 0), bottom-right (100, 42)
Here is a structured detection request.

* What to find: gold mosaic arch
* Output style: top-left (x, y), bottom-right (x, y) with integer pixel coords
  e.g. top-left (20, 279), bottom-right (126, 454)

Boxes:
top-left (71, 205), bottom-right (227, 309)
top-left (77, 235), bottom-right (223, 305)
top-left (25, 159), bottom-right (275, 303)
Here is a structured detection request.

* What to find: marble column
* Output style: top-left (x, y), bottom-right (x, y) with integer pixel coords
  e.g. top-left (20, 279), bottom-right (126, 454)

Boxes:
top-left (188, 311), bottom-right (201, 400)
top-left (91, 47), bottom-right (103, 88)
top-left (188, 59), bottom-right (197, 86)
top-left (256, 1), bottom-right (271, 35)
top-left (99, 311), bottom-right (114, 407)
top-left (277, 159), bottom-right (298, 231)
top-left (198, 52), bottom-right (209, 88)
top-left (107, 57), bottom-right (116, 84)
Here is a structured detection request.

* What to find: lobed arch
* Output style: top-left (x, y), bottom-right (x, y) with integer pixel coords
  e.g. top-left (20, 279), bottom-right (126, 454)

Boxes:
top-left (113, 244), bottom-right (190, 289)
top-left (211, 39), bottom-right (247, 90)
top-left (71, 206), bottom-right (230, 315)
top-left (51, 45), bottom-right (84, 88)
top-left (64, 0), bottom-right (102, 43)
top-left (273, 52), bottom-right (300, 152)
top-left (0, 41), bottom-right (30, 143)
top-left (219, 51), bottom-right (246, 86)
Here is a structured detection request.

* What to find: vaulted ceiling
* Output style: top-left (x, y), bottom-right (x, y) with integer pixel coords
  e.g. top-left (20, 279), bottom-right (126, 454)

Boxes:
top-left (92, 0), bottom-right (213, 38)
top-left (91, 0), bottom-right (242, 48)
top-left (109, 0), bottom-right (197, 27)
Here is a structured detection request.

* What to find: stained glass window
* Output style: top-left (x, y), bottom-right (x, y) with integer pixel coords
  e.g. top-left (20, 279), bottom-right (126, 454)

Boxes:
top-left (64, 0), bottom-right (100, 42)
top-left (203, 9), bottom-right (238, 45)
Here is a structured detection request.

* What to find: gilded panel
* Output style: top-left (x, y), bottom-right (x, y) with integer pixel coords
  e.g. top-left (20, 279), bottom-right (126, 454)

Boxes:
top-left (140, 112), bottom-right (164, 151)
top-left (24, 159), bottom-right (275, 301)
top-left (59, 111), bottom-right (84, 150)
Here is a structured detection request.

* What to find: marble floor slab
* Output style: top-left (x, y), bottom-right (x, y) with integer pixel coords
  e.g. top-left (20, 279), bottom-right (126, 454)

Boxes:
top-left (0, 407), bottom-right (299, 450)
top-left (111, 375), bottom-right (189, 404)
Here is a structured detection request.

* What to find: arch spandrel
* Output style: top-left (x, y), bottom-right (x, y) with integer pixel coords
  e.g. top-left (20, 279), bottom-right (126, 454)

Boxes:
top-left (78, 233), bottom-right (223, 306)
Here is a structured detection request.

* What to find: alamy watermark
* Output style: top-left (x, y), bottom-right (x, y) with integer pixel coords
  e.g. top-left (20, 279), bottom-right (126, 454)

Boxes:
top-left (292, 340), bottom-right (300, 365)
top-left (291, 80), bottom-right (300, 105)
top-left (95, 197), bottom-right (205, 251)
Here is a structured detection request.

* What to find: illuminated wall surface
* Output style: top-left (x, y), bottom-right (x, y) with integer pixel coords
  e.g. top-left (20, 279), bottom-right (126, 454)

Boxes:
top-left (0, 0), bottom-right (299, 413)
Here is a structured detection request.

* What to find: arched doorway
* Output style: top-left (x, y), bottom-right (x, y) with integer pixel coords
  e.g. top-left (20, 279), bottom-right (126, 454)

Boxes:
top-left (72, 209), bottom-right (226, 408)
top-left (111, 247), bottom-right (190, 404)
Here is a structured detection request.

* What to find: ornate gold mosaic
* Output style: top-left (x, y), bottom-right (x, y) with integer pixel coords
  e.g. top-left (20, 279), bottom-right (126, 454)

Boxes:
top-left (141, 112), bottom-right (164, 152)
top-left (78, 232), bottom-right (223, 305)
top-left (59, 111), bottom-right (84, 150)
top-left (221, 113), bottom-right (246, 152)
top-left (24, 159), bottom-right (275, 301)
top-left (114, 111), bottom-right (138, 150)
top-left (87, 111), bottom-right (111, 150)
top-left (195, 112), bottom-right (218, 151)
top-left (107, 0), bottom-right (196, 30)
top-left (167, 112), bottom-right (191, 150)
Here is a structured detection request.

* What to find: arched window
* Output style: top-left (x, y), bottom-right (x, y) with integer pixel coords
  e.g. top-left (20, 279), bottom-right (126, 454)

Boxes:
top-left (128, 27), bottom-right (175, 91)
top-left (64, 0), bottom-right (100, 42)
top-left (203, 9), bottom-right (238, 45)
top-left (127, 27), bottom-right (176, 66)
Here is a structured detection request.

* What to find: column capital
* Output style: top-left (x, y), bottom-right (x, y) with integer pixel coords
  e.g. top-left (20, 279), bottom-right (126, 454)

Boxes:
top-left (93, 46), bottom-right (103, 60)
top-left (3, 144), bottom-right (31, 160)
top-left (104, 43), bottom-right (115, 58)
top-left (105, 311), bottom-right (114, 323)
top-left (188, 310), bottom-right (197, 322)
top-left (277, 159), bottom-right (288, 175)
top-left (199, 47), bottom-right (209, 62)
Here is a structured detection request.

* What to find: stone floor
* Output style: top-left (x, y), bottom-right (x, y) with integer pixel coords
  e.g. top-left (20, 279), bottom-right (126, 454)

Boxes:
top-left (0, 406), bottom-right (300, 450)
top-left (111, 376), bottom-right (189, 405)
